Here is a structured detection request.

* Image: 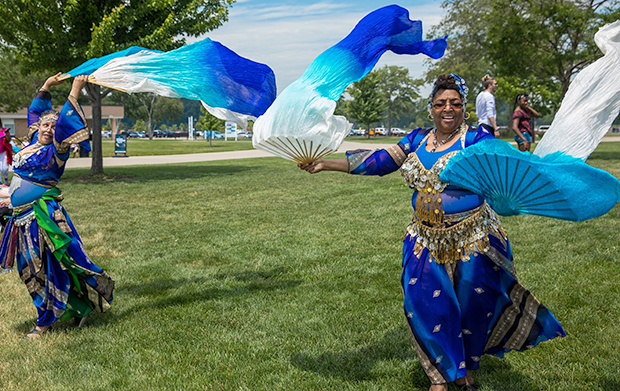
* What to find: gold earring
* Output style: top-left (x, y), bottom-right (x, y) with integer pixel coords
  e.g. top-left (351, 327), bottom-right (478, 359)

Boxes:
top-left (464, 112), bottom-right (470, 120)
top-left (427, 113), bottom-right (433, 120)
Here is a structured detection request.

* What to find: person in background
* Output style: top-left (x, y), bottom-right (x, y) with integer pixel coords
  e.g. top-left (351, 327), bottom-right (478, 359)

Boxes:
top-left (70, 143), bottom-right (80, 158)
top-left (475, 75), bottom-right (500, 138)
top-left (0, 123), bottom-right (13, 185)
top-left (299, 73), bottom-right (564, 391)
top-left (0, 73), bottom-right (114, 338)
top-left (511, 93), bottom-right (540, 152)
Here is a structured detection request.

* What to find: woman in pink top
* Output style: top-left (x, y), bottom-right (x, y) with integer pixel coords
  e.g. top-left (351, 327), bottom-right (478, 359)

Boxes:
top-left (511, 93), bottom-right (540, 152)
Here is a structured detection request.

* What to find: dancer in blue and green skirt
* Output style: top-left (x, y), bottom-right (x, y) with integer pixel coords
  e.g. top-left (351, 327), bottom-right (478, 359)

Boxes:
top-left (0, 73), bottom-right (114, 338)
top-left (299, 74), bottom-right (564, 391)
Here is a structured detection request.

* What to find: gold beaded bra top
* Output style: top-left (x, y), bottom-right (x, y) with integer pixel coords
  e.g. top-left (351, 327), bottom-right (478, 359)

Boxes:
top-left (400, 124), bottom-right (468, 225)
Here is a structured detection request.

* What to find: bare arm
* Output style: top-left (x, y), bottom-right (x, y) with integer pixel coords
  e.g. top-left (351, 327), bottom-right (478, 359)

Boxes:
top-left (489, 117), bottom-right (500, 137)
top-left (526, 105), bottom-right (540, 117)
top-left (512, 117), bottom-right (527, 141)
top-left (512, 117), bottom-right (530, 150)
top-left (298, 158), bottom-right (348, 174)
top-left (40, 72), bottom-right (64, 92)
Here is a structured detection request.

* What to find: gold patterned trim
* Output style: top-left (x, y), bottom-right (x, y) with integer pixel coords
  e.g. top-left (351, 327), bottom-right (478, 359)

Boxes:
top-left (404, 309), bottom-right (448, 385)
top-left (53, 209), bottom-right (71, 234)
top-left (56, 127), bottom-right (89, 155)
top-left (484, 284), bottom-right (527, 350)
top-left (385, 144), bottom-right (407, 166)
top-left (404, 203), bottom-right (507, 264)
top-left (346, 149), bottom-right (374, 173)
top-left (68, 95), bottom-right (87, 126)
top-left (504, 293), bottom-right (540, 350)
top-left (13, 206), bottom-right (36, 221)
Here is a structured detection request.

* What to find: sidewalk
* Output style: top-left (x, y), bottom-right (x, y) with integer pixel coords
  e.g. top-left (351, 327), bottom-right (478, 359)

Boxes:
top-left (65, 136), bottom-right (620, 169)
top-left (65, 141), bottom-right (381, 169)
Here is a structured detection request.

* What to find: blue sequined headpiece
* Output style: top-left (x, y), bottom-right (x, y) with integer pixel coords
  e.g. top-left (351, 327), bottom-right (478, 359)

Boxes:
top-left (428, 72), bottom-right (469, 111)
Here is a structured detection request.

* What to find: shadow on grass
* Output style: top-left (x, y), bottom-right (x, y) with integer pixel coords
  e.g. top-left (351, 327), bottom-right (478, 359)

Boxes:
top-left (291, 327), bottom-right (417, 382)
top-left (62, 163), bottom-right (265, 184)
top-left (291, 327), bottom-right (540, 390)
top-left (600, 377), bottom-right (620, 390)
top-left (588, 151), bottom-right (620, 161)
top-left (476, 355), bottom-right (542, 391)
top-left (92, 267), bottom-right (302, 325)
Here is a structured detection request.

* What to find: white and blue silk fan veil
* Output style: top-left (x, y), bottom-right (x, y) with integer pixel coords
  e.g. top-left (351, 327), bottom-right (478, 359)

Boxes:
top-left (252, 5), bottom-right (447, 164)
top-left (440, 21), bottom-right (620, 222)
top-left (61, 39), bottom-right (277, 128)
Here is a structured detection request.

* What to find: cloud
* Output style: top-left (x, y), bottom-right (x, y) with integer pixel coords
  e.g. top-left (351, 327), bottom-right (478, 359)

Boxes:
top-left (232, 2), bottom-right (353, 20)
top-left (194, 1), bottom-right (445, 93)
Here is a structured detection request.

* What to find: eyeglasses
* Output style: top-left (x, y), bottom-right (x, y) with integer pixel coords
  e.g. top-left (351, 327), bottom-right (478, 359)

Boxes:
top-left (433, 101), bottom-right (463, 109)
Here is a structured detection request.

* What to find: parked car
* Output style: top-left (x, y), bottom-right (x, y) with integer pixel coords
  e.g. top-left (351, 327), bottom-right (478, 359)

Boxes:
top-left (352, 128), bottom-right (365, 136)
top-left (390, 128), bottom-right (406, 136)
top-left (153, 129), bottom-right (165, 138)
top-left (136, 131), bottom-right (148, 138)
top-left (204, 130), bottom-right (224, 139)
top-left (101, 130), bottom-right (111, 138)
top-left (126, 131), bottom-right (140, 138)
top-left (374, 127), bottom-right (388, 136)
top-left (237, 131), bottom-right (252, 138)
top-left (537, 125), bottom-right (550, 133)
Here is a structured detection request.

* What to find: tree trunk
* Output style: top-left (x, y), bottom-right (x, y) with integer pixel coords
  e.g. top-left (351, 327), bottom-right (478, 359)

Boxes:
top-left (86, 84), bottom-right (104, 176)
top-left (147, 112), bottom-right (153, 140)
top-left (147, 93), bottom-right (156, 140)
top-left (387, 112), bottom-right (392, 137)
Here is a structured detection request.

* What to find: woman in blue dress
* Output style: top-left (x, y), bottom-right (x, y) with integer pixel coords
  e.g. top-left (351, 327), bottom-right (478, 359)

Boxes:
top-left (0, 74), bottom-right (114, 338)
top-left (299, 74), bottom-right (564, 391)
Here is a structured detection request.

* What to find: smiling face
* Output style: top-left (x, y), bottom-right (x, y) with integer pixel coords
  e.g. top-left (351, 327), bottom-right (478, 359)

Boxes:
top-left (518, 95), bottom-right (529, 109)
top-left (430, 89), bottom-right (464, 135)
top-left (38, 119), bottom-right (55, 145)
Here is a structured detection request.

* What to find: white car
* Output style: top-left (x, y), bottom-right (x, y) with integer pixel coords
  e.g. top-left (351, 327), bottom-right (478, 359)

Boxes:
top-left (390, 128), bottom-right (406, 135)
top-left (101, 130), bottom-right (111, 138)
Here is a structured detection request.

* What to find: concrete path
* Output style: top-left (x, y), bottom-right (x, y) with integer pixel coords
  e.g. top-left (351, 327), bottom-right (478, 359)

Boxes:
top-left (65, 137), bottom-right (620, 169)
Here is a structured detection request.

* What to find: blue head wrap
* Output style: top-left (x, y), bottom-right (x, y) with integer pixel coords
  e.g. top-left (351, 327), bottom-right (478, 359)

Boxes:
top-left (428, 72), bottom-right (469, 111)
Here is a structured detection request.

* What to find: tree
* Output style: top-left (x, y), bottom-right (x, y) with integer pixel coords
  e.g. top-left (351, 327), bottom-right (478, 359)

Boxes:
top-left (115, 93), bottom-right (183, 139)
top-left (375, 65), bottom-right (422, 134)
top-left (0, 0), bottom-right (234, 175)
top-left (195, 106), bottom-right (224, 147)
top-left (0, 47), bottom-right (46, 111)
top-left (134, 120), bottom-right (147, 132)
top-left (153, 97), bottom-right (184, 134)
top-left (346, 71), bottom-right (387, 138)
top-left (426, 0), bottom-right (620, 116)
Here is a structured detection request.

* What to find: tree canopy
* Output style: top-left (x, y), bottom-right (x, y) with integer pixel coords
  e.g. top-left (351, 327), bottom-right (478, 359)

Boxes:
top-left (426, 0), bottom-right (620, 115)
top-left (0, 0), bottom-right (234, 174)
top-left (375, 65), bottom-right (422, 132)
top-left (346, 71), bottom-right (388, 135)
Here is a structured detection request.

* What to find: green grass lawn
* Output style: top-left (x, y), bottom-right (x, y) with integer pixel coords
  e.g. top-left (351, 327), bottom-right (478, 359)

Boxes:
top-left (0, 143), bottom-right (618, 390)
top-left (96, 138), bottom-right (255, 157)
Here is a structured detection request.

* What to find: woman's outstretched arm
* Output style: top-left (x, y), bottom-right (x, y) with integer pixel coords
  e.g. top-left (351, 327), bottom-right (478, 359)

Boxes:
top-left (298, 159), bottom-right (348, 174)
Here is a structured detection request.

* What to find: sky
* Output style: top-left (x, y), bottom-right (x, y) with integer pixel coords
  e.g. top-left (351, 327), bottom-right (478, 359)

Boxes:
top-left (191, 0), bottom-right (446, 94)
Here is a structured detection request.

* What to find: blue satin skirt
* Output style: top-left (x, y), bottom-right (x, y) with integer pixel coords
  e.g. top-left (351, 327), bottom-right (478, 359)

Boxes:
top-left (401, 232), bottom-right (565, 384)
top-left (0, 197), bottom-right (114, 326)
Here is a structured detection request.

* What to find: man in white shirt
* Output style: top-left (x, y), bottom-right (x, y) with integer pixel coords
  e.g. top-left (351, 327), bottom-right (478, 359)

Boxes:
top-left (476, 75), bottom-right (500, 137)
